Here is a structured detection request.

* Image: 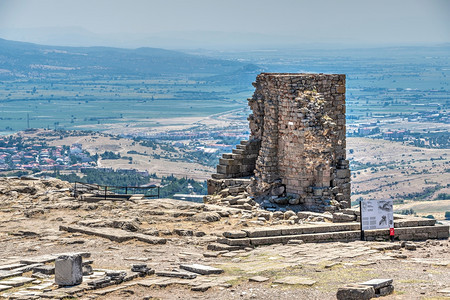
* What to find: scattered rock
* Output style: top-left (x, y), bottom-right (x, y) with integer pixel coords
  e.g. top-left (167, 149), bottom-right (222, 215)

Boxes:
top-left (273, 276), bottom-right (316, 286)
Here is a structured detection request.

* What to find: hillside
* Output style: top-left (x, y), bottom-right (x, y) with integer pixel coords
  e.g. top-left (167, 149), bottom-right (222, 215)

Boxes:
top-left (0, 38), bottom-right (253, 80)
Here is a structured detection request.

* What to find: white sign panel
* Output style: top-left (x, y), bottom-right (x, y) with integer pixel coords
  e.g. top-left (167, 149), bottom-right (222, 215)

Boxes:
top-left (361, 199), bottom-right (394, 231)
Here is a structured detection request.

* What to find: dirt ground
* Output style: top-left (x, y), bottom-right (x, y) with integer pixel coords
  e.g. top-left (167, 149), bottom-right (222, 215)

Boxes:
top-left (0, 179), bottom-right (449, 300)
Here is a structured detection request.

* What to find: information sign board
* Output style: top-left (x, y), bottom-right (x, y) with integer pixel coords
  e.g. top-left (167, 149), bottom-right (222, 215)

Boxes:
top-left (360, 199), bottom-right (394, 231)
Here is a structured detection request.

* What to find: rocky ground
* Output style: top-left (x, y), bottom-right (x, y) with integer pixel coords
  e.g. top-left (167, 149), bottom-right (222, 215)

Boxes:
top-left (0, 177), bottom-right (449, 299)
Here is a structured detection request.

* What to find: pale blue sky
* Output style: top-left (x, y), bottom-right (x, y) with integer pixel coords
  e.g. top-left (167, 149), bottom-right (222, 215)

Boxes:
top-left (0, 0), bottom-right (449, 48)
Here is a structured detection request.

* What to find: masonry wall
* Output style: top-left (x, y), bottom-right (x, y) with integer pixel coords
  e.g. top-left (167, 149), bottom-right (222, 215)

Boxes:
top-left (208, 73), bottom-right (351, 212)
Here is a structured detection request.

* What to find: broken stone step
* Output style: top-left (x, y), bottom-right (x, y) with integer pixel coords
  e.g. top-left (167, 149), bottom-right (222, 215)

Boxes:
top-left (179, 264), bottom-right (223, 275)
top-left (155, 271), bottom-right (196, 279)
top-left (13, 263), bottom-right (44, 273)
top-left (0, 270), bottom-right (23, 280)
top-left (220, 224), bottom-right (449, 244)
top-left (0, 284), bottom-right (12, 292)
top-left (33, 265), bottom-right (55, 275)
top-left (223, 231), bottom-right (247, 238)
top-left (20, 255), bottom-right (58, 264)
top-left (394, 218), bottom-right (436, 227)
top-left (220, 231), bottom-right (362, 246)
top-left (232, 149), bottom-right (245, 155)
top-left (0, 276), bottom-right (35, 287)
top-left (240, 223), bottom-right (360, 238)
top-left (0, 263), bottom-right (26, 271)
top-left (206, 242), bottom-right (244, 252)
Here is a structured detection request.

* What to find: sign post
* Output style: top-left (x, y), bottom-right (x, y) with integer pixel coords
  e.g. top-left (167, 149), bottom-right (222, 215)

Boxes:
top-left (360, 199), bottom-right (394, 241)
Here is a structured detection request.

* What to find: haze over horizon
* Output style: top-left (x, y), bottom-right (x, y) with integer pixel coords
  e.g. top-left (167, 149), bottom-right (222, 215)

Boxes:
top-left (0, 0), bottom-right (449, 50)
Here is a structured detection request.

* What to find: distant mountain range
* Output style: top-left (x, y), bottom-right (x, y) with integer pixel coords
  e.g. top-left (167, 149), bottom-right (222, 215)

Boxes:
top-left (0, 38), bottom-right (261, 81)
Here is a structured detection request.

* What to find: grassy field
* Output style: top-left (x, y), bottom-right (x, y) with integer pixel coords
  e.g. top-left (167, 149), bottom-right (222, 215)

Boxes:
top-left (348, 137), bottom-right (449, 219)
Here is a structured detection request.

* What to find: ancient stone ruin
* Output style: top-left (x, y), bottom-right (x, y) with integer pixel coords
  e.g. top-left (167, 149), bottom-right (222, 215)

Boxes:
top-left (207, 73), bottom-right (351, 212)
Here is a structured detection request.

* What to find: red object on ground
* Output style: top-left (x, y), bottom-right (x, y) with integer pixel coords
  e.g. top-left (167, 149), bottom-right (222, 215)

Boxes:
top-left (390, 228), bottom-right (395, 236)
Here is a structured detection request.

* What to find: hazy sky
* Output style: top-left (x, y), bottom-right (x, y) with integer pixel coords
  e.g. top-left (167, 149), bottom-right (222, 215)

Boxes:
top-left (0, 0), bottom-right (449, 48)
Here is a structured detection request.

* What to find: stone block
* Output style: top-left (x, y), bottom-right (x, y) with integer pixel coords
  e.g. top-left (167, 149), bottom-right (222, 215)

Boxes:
top-left (33, 265), bottom-right (55, 275)
top-left (337, 284), bottom-right (375, 300)
top-left (360, 279), bottom-right (393, 290)
top-left (55, 255), bottom-right (83, 286)
top-left (223, 231), bottom-right (247, 238)
top-left (0, 276), bottom-right (35, 287)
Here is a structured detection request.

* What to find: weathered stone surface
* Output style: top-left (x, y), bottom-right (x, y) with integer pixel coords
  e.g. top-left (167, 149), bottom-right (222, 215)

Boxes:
top-left (360, 278), bottom-right (393, 290)
top-left (0, 263), bottom-right (26, 271)
top-left (0, 270), bottom-right (23, 280)
top-left (0, 284), bottom-right (12, 292)
top-left (378, 285), bottom-right (394, 296)
top-left (223, 231), bottom-right (247, 238)
top-left (249, 276), bottom-right (270, 282)
top-left (60, 225), bottom-right (166, 244)
top-left (333, 212), bottom-right (357, 222)
top-left (273, 276), bottom-right (316, 286)
top-left (55, 255), bottom-right (83, 286)
top-left (180, 264), bottom-right (223, 275)
top-left (192, 212), bottom-right (221, 222)
top-left (206, 73), bottom-right (351, 212)
top-left (337, 284), bottom-right (375, 300)
top-left (0, 276), bottom-right (35, 287)
top-left (191, 283), bottom-right (214, 292)
top-left (33, 265), bottom-right (55, 275)
top-left (155, 271), bottom-right (197, 279)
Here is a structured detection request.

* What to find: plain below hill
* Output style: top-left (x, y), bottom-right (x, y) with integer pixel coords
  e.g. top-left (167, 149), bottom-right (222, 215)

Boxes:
top-left (0, 38), bottom-right (258, 80)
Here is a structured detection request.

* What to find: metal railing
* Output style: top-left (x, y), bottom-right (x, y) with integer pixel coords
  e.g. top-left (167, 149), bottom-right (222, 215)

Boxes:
top-left (73, 181), bottom-right (159, 200)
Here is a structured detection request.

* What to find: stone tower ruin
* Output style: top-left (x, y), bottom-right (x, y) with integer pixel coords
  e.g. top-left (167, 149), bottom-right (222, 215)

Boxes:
top-left (207, 73), bottom-right (351, 212)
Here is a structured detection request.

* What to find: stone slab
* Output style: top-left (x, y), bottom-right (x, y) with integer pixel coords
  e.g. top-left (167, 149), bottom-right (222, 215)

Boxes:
top-left (337, 284), bottom-right (375, 300)
top-left (20, 255), bottom-right (57, 264)
top-left (191, 283), bottom-right (215, 292)
top-left (13, 263), bottom-right (44, 273)
top-left (33, 265), bottom-right (55, 275)
top-left (360, 278), bottom-right (393, 290)
top-left (223, 231), bottom-right (248, 238)
top-left (273, 276), bottom-right (316, 286)
top-left (249, 276), bottom-right (269, 282)
top-left (27, 281), bottom-right (54, 291)
top-left (93, 285), bottom-right (128, 295)
top-left (134, 233), bottom-right (167, 245)
top-left (60, 225), bottom-right (166, 244)
top-left (0, 276), bottom-right (35, 287)
top-left (155, 271), bottom-right (197, 279)
top-left (0, 263), bottom-right (26, 271)
top-left (0, 284), bottom-right (12, 292)
top-left (437, 288), bottom-right (450, 294)
top-left (60, 225), bottom-right (133, 242)
top-left (180, 264), bottom-right (223, 275)
top-left (0, 270), bottom-right (23, 280)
